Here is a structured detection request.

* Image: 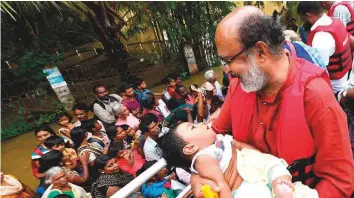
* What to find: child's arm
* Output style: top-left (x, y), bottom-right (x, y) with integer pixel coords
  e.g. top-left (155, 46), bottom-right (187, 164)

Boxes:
top-left (195, 155), bottom-right (232, 198)
top-left (59, 128), bottom-right (71, 139)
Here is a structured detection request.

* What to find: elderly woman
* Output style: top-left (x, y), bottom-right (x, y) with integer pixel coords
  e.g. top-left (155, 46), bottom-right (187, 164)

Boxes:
top-left (113, 104), bottom-right (140, 132)
top-left (42, 167), bottom-right (89, 198)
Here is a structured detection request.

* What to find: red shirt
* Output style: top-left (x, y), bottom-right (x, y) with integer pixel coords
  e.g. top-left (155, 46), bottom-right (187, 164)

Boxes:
top-left (116, 150), bottom-right (145, 177)
top-left (213, 61), bottom-right (354, 197)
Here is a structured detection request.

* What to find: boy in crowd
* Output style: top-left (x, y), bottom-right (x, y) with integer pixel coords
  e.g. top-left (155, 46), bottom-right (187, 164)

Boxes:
top-left (120, 82), bottom-right (142, 118)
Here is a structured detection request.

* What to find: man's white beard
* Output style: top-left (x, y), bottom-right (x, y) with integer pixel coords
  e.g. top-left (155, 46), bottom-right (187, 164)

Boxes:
top-left (240, 55), bottom-right (268, 93)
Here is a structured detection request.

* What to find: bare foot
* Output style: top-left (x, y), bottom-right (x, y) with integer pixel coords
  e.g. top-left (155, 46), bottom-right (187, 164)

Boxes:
top-left (274, 180), bottom-right (293, 198)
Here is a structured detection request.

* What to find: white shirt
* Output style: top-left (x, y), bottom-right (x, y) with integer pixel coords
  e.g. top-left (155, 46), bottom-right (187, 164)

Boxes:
top-left (310, 14), bottom-right (349, 93)
top-left (143, 136), bottom-right (163, 161)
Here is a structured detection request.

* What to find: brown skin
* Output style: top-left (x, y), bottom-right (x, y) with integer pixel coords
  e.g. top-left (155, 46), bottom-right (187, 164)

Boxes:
top-left (95, 86), bottom-right (109, 100)
top-left (51, 171), bottom-right (71, 191)
top-left (145, 121), bottom-right (160, 141)
top-left (33, 131), bottom-right (53, 179)
top-left (73, 109), bottom-right (89, 121)
top-left (192, 6), bottom-right (292, 197)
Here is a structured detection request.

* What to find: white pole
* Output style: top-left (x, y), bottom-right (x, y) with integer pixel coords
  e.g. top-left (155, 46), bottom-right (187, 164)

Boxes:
top-left (176, 185), bottom-right (192, 198)
top-left (5, 61), bottom-right (11, 68)
top-left (76, 49), bottom-right (81, 57)
top-left (56, 51), bottom-right (59, 56)
top-left (111, 159), bottom-right (167, 198)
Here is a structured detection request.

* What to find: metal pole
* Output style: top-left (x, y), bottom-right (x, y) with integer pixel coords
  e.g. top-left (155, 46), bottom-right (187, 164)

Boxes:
top-left (176, 185), bottom-right (192, 198)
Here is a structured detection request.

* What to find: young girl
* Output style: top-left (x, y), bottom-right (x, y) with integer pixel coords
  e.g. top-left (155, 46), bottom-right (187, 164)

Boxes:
top-left (31, 125), bottom-right (57, 181)
top-left (106, 125), bottom-right (129, 149)
top-left (162, 77), bottom-right (179, 101)
top-left (137, 161), bottom-right (176, 198)
top-left (108, 141), bottom-right (145, 177)
top-left (55, 113), bottom-right (74, 146)
top-left (83, 119), bottom-right (110, 154)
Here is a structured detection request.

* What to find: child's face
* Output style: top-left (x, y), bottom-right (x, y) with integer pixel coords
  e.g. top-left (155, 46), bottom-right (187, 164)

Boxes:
top-left (115, 127), bottom-right (127, 141)
top-left (94, 121), bottom-right (102, 131)
top-left (52, 143), bottom-right (65, 152)
top-left (74, 109), bottom-right (88, 121)
top-left (126, 127), bottom-right (135, 136)
top-left (139, 81), bottom-right (147, 89)
top-left (168, 79), bottom-right (176, 88)
top-left (156, 167), bottom-right (168, 181)
top-left (176, 122), bottom-right (216, 154)
top-left (36, 131), bottom-right (53, 144)
top-left (58, 116), bottom-right (70, 126)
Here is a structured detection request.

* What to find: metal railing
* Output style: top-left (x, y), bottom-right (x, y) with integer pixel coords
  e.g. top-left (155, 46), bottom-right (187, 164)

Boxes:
top-left (112, 158), bottom-right (192, 198)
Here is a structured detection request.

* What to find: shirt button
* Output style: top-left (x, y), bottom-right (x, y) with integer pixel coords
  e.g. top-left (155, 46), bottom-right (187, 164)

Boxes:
top-left (257, 140), bottom-right (261, 144)
top-left (263, 102), bottom-right (267, 105)
top-left (260, 122), bottom-right (263, 125)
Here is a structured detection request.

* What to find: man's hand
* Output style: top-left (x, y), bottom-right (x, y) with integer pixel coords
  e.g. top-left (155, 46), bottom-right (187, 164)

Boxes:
top-left (191, 174), bottom-right (220, 198)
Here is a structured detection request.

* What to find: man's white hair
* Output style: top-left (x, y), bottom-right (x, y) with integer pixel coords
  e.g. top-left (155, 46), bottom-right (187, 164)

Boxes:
top-left (204, 70), bottom-right (214, 81)
top-left (283, 30), bottom-right (301, 42)
top-left (44, 166), bottom-right (65, 185)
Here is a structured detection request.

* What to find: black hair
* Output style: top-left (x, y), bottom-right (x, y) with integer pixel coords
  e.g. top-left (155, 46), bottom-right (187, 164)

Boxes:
top-left (107, 141), bottom-right (125, 158)
top-left (297, 1), bottom-right (323, 16)
top-left (39, 150), bottom-right (63, 173)
top-left (136, 160), bottom-right (157, 177)
top-left (238, 13), bottom-right (284, 56)
top-left (70, 127), bottom-right (86, 150)
top-left (158, 127), bottom-right (190, 167)
top-left (166, 98), bottom-right (180, 110)
top-left (72, 103), bottom-right (90, 112)
top-left (44, 136), bottom-right (65, 149)
top-left (211, 96), bottom-right (223, 108)
top-left (55, 112), bottom-right (72, 123)
top-left (119, 82), bottom-right (133, 93)
top-left (175, 84), bottom-right (186, 94)
top-left (92, 84), bottom-right (106, 94)
top-left (163, 76), bottom-right (175, 85)
top-left (134, 78), bottom-right (145, 88)
top-left (82, 118), bottom-right (98, 133)
top-left (106, 125), bottom-right (118, 141)
top-left (139, 113), bottom-right (158, 133)
top-left (119, 124), bottom-right (130, 131)
top-left (34, 124), bottom-right (56, 137)
top-left (94, 154), bottom-right (113, 170)
top-left (54, 195), bottom-right (72, 198)
top-left (142, 94), bottom-right (155, 110)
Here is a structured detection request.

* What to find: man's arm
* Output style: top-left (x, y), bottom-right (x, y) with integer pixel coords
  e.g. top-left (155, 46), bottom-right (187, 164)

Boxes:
top-left (305, 78), bottom-right (354, 197)
top-left (93, 103), bottom-right (116, 124)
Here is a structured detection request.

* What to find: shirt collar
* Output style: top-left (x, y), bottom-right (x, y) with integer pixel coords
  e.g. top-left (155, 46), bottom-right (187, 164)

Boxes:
top-left (311, 14), bottom-right (331, 31)
top-left (146, 136), bottom-right (158, 147)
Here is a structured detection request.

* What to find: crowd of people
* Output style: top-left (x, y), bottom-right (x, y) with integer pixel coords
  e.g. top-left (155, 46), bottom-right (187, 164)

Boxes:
top-left (2, 1), bottom-right (354, 198)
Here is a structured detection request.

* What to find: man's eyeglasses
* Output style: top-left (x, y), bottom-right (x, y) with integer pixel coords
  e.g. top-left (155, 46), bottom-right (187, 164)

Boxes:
top-left (220, 48), bottom-right (246, 67)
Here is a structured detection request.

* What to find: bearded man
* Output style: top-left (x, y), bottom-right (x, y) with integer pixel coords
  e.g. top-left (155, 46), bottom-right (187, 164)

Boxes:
top-left (190, 6), bottom-right (354, 198)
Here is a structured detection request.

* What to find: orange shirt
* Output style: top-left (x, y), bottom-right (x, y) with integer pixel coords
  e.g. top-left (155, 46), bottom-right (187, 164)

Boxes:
top-left (213, 62), bottom-right (354, 197)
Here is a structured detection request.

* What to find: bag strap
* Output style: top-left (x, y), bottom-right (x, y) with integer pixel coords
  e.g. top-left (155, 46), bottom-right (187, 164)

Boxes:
top-left (287, 154), bottom-right (316, 183)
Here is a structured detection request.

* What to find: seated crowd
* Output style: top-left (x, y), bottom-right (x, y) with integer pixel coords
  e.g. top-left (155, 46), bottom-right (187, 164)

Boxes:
top-left (27, 72), bottom-right (227, 198)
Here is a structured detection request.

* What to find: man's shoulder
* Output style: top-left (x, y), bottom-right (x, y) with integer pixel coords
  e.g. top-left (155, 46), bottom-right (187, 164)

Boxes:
top-left (109, 94), bottom-right (122, 101)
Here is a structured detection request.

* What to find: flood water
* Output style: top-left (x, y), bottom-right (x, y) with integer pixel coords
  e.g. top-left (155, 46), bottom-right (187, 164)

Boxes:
top-left (1, 67), bottom-right (224, 190)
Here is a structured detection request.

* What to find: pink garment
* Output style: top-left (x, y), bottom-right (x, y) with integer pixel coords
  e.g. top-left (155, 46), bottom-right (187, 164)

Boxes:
top-left (116, 113), bottom-right (140, 129)
top-left (143, 109), bottom-right (164, 122)
top-left (185, 94), bottom-right (195, 105)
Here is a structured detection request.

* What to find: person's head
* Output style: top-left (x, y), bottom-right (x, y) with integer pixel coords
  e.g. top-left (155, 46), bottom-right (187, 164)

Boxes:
top-left (112, 104), bottom-right (130, 119)
top-left (193, 101), bottom-right (209, 120)
top-left (139, 113), bottom-right (160, 138)
top-left (164, 77), bottom-right (176, 88)
top-left (120, 83), bottom-right (135, 98)
top-left (283, 30), bottom-right (302, 42)
top-left (94, 155), bottom-right (119, 174)
top-left (107, 125), bottom-right (127, 142)
top-left (82, 119), bottom-right (102, 134)
top-left (44, 167), bottom-right (68, 187)
top-left (171, 74), bottom-right (181, 84)
top-left (55, 113), bottom-right (72, 127)
top-left (320, 1), bottom-right (333, 10)
top-left (159, 122), bottom-right (216, 167)
top-left (203, 82), bottom-right (217, 98)
top-left (205, 70), bottom-right (217, 83)
top-left (166, 98), bottom-right (181, 110)
top-left (142, 94), bottom-right (155, 110)
top-left (190, 84), bottom-right (199, 98)
top-left (135, 78), bottom-right (147, 90)
top-left (40, 151), bottom-right (63, 173)
top-left (44, 136), bottom-right (65, 152)
top-left (34, 124), bottom-right (56, 144)
top-left (53, 195), bottom-right (72, 198)
top-left (70, 127), bottom-right (87, 149)
top-left (107, 141), bottom-right (125, 158)
top-left (93, 84), bottom-right (109, 100)
top-left (297, 2), bottom-right (323, 29)
top-left (215, 6), bottom-right (285, 93)
top-left (120, 124), bottom-right (134, 136)
top-left (176, 85), bottom-right (189, 99)
top-left (72, 103), bottom-right (90, 121)
top-left (136, 160), bottom-right (168, 182)
top-left (210, 96), bottom-right (224, 114)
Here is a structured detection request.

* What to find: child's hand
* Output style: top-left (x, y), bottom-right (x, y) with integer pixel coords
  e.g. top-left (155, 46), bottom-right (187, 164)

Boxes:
top-left (79, 151), bottom-right (90, 165)
top-left (160, 193), bottom-right (168, 198)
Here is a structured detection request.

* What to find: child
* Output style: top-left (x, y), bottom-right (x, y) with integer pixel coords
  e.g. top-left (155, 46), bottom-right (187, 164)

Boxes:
top-left (108, 141), bottom-right (145, 177)
top-left (159, 122), bottom-right (319, 198)
top-left (55, 113), bottom-right (74, 146)
top-left (120, 82), bottom-right (142, 118)
top-left (137, 161), bottom-right (176, 198)
top-left (142, 94), bottom-right (164, 122)
top-left (134, 78), bottom-right (155, 106)
top-left (106, 125), bottom-right (129, 149)
top-left (44, 136), bottom-right (78, 172)
top-left (162, 77), bottom-right (179, 102)
top-left (83, 119), bottom-right (110, 153)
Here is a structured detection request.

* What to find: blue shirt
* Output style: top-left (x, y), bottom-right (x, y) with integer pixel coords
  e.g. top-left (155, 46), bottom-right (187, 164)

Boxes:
top-left (141, 179), bottom-right (167, 198)
top-left (134, 88), bottom-right (154, 105)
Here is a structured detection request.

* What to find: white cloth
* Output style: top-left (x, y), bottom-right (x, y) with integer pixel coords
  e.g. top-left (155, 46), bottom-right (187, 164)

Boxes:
top-left (215, 81), bottom-right (223, 99)
top-left (310, 14), bottom-right (349, 93)
top-left (0, 175), bottom-right (23, 196)
top-left (143, 136), bottom-right (163, 161)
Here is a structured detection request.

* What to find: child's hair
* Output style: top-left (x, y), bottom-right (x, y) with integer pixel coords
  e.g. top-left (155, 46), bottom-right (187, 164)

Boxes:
top-left (139, 113), bottom-right (158, 133)
top-left (164, 76), bottom-right (175, 86)
top-left (44, 136), bottom-right (65, 149)
top-left (70, 127), bottom-right (86, 149)
top-left (134, 78), bottom-right (145, 88)
top-left (107, 141), bottom-right (125, 158)
top-left (39, 150), bottom-right (63, 173)
top-left (82, 118), bottom-right (98, 133)
top-left (136, 160), bottom-right (157, 177)
top-left (119, 124), bottom-right (130, 131)
top-left (34, 124), bottom-right (56, 137)
top-left (55, 112), bottom-right (72, 123)
top-left (54, 195), bottom-right (73, 198)
top-left (72, 103), bottom-right (90, 112)
top-left (142, 94), bottom-right (155, 109)
top-left (106, 125), bottom-right (119, 141)
top-left (120, 82), bottom-right (133, 93)
top-left (94, 154), bottom-right (113, 170)
top-left (158, 126), bottom-right (190, 167)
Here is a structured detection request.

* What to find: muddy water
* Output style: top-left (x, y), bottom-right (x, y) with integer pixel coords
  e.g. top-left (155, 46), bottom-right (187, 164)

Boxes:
top-left (1, 67), bottom-right (224, 190)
